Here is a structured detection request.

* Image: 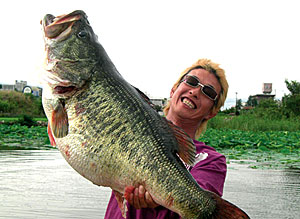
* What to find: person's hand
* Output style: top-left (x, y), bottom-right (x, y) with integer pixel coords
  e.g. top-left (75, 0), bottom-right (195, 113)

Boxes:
top-left (125, 185), bottom-right (159, 209)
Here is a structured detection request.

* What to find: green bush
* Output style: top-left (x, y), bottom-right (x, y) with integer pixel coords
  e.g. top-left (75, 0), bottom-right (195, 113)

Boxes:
top-left (0, 90), bottom-right (45, 117)
top-left (17, 114), bottom-right (37, 127)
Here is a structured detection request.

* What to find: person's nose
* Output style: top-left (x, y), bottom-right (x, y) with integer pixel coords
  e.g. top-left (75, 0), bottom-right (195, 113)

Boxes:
top-left (189, 87), bottom-right (200, 99)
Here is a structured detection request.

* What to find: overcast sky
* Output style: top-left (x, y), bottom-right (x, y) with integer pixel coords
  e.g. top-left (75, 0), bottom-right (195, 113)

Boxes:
top-left (1, 0), bottom-right (299, 108)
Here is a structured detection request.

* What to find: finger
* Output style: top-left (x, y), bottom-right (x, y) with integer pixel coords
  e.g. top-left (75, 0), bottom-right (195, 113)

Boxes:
top-left (138, 185), bottom-right (148, 208)
top-left (145, 191), bottom-right (159, 208)
top-left (127, 193), bottom-right (134, 206)
top-left (124, 186), bottom-right (135, 201)
top-left (133, 188), bottom-right (141, 209)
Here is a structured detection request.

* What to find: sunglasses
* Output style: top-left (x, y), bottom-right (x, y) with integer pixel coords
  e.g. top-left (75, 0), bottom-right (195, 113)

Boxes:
top-left (181, 75), bottom-right (218, 101)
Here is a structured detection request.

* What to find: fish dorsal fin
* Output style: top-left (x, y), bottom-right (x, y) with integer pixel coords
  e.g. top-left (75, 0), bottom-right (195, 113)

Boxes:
top-left (50, 100), bottom-right (69, 138)
top-left (165, 119), bottom-right (196, 166)
top-left (132, 85), bottom-right (156, 109)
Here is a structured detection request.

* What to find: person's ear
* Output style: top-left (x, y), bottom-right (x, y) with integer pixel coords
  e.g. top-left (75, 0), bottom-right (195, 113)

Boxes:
top-left (204, 110), bottom-right (218, 120)
top-left (170, 87), bottom-right (176, 98)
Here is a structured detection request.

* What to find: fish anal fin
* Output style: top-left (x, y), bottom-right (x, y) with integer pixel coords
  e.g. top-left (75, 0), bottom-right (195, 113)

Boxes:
top-left (113, 190), bottom-right (128, 218)
top-left (47, 122), bottom-right (56, 147)
top-left (166, 119), bottom-right (196, 166)
top-left (51, 101), bottom-right (69, 138)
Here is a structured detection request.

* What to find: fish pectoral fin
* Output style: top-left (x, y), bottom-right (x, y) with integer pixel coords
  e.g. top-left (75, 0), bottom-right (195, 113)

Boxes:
top-left (113, 190), bottom-right (128, 218)
top-left (166, 119), bottom-right (196, 166)
top-left (50, 101), bottom-right (69, 138)
top-left (47, 122), bottom-right (56, 147)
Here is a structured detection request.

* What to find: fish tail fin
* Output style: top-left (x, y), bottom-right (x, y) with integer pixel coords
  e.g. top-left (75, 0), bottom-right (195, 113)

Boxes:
top-left (211, 193), bottom-right (250, 219)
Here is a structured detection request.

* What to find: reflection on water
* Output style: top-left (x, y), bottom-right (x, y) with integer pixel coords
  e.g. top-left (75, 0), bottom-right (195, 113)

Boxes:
top-left (0, 150), bottom-right (299, 219)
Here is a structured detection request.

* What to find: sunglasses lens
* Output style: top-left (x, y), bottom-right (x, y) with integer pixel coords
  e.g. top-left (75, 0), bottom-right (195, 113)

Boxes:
top-left (203, 86), bottom-right (217, 100)
top-left (185, 76), bottom-right (199, 87)
top-left (183, 75), bottom-right (218, 101)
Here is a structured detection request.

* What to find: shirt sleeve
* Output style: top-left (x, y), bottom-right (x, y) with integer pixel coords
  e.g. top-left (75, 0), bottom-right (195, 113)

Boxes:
top-left (189, 152), bottom-right (227, 197)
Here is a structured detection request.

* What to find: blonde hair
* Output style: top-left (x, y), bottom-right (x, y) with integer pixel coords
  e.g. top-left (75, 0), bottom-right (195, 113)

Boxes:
top-left (163, 58), bottom-right (228, 139)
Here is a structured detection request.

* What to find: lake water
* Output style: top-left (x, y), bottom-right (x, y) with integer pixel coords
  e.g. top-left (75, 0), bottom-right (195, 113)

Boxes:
top-left (0, 150), bottom-right (299, 219)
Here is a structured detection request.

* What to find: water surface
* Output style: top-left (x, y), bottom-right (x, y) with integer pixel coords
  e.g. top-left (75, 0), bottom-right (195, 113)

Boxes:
top-left (0, 150), bottom-right (299, 218)
top-left (0, 150), bottom-right (110, 218)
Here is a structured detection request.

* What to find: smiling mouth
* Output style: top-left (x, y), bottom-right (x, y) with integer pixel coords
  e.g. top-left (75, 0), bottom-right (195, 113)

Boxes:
top-left (181, 97), bottom-right (196, 109)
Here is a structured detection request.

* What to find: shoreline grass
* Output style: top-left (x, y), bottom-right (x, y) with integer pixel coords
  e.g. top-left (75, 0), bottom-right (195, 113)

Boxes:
top-left (0, 117), bottom-right (47, 122)
top-left (208, 114), bottom-right (300, 132)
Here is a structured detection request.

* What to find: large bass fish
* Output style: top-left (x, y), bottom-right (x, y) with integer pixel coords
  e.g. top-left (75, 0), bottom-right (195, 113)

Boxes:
top-left (41, 10), bottom-right (249, 219)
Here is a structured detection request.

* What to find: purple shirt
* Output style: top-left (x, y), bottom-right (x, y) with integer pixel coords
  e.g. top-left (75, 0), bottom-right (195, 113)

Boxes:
top-left (104, 140), bottom-right (227, 219)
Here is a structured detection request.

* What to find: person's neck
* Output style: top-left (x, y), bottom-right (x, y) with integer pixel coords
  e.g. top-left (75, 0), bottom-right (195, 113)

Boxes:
top-left (166, 115), bottom-right (200, 140)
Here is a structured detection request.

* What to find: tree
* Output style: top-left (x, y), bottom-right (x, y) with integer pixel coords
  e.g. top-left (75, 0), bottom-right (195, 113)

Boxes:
top-left (285, 79), bottom-right (300, 95)
top-left (253, 98), bottom-right (283, 120)
top-left (246, 96), bottom-right (258, 107)
top-left (282, 79), bottom-right (300, 117)
top-left (236, 99), bottom-right (242, 110)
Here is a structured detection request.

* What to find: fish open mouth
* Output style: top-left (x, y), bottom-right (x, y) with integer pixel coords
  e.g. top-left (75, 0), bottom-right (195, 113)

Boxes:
top-left (54, 85), bottom-right (76, 94)
top-left (41, 10), bottom-right (83, 40)
top-left (42, 70), bottom-right (77, 96)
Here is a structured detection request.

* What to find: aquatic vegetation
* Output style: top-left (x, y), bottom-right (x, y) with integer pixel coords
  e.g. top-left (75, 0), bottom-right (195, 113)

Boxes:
top-left (199, 128), bottom-right (300, 169)
top-left (0, 124), bottom-right (299, 169)
top-left (0, 124), bottom-right (51, 150)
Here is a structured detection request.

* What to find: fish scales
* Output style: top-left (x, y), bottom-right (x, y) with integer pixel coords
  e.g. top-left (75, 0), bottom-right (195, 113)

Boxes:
top-left (41, 10), bottom-right (250, 218)
top-left (66, 76), bottom-right (182, 179)
top-left (57, 70), bottom-right (213, 216)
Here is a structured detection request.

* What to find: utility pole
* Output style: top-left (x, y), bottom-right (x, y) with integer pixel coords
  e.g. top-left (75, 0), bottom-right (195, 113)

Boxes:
top-left (235, 92), bottom-right (238, 115)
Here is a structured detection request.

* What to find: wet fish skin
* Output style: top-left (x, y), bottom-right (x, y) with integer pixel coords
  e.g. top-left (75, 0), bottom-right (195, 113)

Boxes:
top-left (41, 10), bottom-right (249, 219)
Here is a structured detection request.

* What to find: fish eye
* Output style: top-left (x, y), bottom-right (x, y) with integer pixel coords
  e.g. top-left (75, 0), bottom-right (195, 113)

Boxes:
top-left (77, 31), bottom-right (88, 38)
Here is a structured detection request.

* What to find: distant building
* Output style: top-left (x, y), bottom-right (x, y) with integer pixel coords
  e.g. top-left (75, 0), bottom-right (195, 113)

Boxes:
top-left (150, 98), bottom-right (167, 107)
top-left (1, 83), bottom-right (15, 91)
top-left (0, 80), bottom-right (42, 97)
top-left (249, 83), bottom-right (275, 104)
top-left (22, 86), bottom-right (43, 97)
top-left (15, 80), bottom-right (28, 92)
top-left (249, 94), bottom-right (275, 104)
top-left (262, 83), bottom-right (272, 94)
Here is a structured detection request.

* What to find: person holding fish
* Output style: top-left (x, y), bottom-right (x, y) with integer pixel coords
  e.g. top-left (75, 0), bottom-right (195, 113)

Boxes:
top-left (42, 11), bottom-right (248, 218)
top-left (105, 58), bottom-right (229, 218)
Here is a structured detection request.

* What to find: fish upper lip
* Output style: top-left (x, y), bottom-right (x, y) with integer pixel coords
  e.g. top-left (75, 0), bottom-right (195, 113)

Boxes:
top-left (41, 11), bottom-right (84, 39)
top-left (42, 10), bottom-right (86, 27)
